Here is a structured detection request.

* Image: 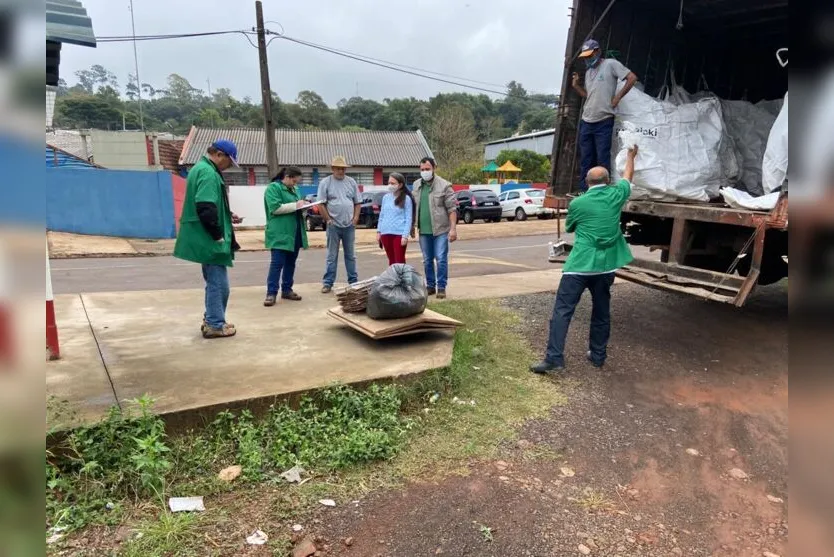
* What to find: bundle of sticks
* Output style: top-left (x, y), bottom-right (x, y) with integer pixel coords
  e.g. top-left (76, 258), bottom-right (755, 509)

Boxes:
top-left (335, 276), bottom-right (378, 313)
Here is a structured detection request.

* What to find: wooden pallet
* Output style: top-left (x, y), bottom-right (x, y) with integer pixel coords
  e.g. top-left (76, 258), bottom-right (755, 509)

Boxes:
top-left (327, 306), bottom-right (462, 339)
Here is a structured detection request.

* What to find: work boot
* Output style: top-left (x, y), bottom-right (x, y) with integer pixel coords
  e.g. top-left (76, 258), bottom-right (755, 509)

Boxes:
top-left (436, 289), bottom-right (447, 300)
top-left (202, 324), bottom-right (237, 339)
top-left (529, 361), bottom-right (564, 374)
top-left (263, 295), bottom-right (277, 307)
top-left (587, 350), bottom-right (604, 368)
top-left (427, 287), bottom-right (436, 296)
top-left (282, 291), bottom-right (302, 301)
top-left (321, 285), bottom-right (332, 294)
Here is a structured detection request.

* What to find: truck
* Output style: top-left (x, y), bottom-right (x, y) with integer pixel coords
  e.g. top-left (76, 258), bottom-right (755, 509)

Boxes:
top-left (545, 0), bottom-right (789, 306)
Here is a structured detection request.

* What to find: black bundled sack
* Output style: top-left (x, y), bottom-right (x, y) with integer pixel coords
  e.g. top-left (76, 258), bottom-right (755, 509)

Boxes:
top-left (366, 264), bottom-right (428, 320)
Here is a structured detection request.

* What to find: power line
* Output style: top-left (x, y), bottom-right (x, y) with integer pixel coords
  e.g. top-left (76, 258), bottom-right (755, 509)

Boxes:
top-left (91, 28), bottom-right (556, 103)
top-left (266, 32), bottom-right (507, 89)
top-left (273, 34), bottom-right (510, 97)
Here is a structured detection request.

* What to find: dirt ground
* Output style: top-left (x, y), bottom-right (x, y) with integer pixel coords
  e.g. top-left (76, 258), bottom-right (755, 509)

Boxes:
top-left (300, 284), bottom-right (788, 557)
top-left (47, 219), bottom-right (560, 258)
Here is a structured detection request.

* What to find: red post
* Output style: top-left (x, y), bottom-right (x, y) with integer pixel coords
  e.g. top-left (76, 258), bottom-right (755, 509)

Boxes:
top-left (248, 167), bottom-right (256, 185)
top-left (373, 167), bottom-right (383, 185)
top-left (46, 242), bottom-right (59, 360)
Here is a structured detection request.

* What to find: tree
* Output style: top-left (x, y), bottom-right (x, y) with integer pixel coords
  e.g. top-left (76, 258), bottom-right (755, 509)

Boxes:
top-left (425, 104), bottom-right (480, 170)
top-left (451, 161), bottom-right (485, 185)
top-left (374, 97), bottom-right (428, 131)
top-left (55, 94), bottom-right (122, 129)
top-left (74, 69), bottom-right (95, 94)
top-left (519, 107), bottom-right (556, 133)
top-left (125, 73), bottom-right (140, 101)
top-left (337, 97), bottom-right (384, 130)
top-left (495, 149), bottom-right (551, 182)
top-left (56, 78), bottom-right (69, 97)
top-left (296, 90), bottom-right (337, 128)
top-left (167, 73), bottom-right (197, 101)
top-left (141, 82), bottom-right (158, 99)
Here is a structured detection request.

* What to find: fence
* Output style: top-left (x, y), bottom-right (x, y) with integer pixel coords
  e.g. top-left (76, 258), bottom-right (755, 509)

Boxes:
top-left (46, 168), bottom-right (177, 239)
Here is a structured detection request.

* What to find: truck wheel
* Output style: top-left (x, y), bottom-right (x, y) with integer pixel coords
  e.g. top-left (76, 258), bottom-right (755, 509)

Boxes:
top-left (463, 210), bottom-right (474, 224)
top-left (515, 208), bottom-right (527, 222)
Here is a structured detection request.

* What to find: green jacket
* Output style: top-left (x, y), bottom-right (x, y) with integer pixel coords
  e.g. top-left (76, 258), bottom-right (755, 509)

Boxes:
top-left (563, 179), bottom-right (633, 273)
top-left (264, 181), bottom-right (309, 251)
top-left (173, 156), bottom-right (235, 266)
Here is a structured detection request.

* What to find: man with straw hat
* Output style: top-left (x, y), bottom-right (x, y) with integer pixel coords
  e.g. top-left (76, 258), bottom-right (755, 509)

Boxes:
top-left (317, 155), bottom-right (362, 293)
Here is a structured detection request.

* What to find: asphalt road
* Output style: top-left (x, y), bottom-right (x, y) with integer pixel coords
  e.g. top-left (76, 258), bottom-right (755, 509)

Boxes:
top-left (51, 234), bottom-right (566, 294)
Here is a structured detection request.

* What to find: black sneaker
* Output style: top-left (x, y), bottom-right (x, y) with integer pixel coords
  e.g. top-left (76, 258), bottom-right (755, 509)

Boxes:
top-left (529, 361), bottom-right (564, 374)
top-left (427, 287), bottom-right (437, 296)
top-left (587, 351), bottom-right (604, 368)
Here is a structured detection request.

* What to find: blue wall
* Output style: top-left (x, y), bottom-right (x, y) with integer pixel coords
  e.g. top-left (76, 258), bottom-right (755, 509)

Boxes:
top-left (46, 168), bottom-right (176, 239)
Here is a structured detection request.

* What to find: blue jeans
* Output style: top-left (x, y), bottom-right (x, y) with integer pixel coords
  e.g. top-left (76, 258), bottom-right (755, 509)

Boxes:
top-left (201, 264), bottom-right (230, 329)
top-left (267, 249), bottom-right (300, 296)
top-left (419, 233), bottom-right (449, 290)
top-left (322, 225), bottom-right (358, 287)
top-left (578, 117), bottom-right (615, 191)
top-left (545, 273), bottom-right (615, 367)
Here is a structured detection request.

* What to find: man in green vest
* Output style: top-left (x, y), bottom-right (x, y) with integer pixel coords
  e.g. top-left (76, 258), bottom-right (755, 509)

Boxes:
top-left (174, 139), bottom-right (242, 339)
top-left (530, 145), bottom-right (638, 373)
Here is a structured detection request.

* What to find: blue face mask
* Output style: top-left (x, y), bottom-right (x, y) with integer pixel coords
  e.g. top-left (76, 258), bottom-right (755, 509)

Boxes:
top-left (584, 52), bottom-right (601, 69)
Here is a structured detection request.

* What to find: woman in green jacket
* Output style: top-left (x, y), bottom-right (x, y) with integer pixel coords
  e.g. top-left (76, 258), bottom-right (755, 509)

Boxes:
top-left (264, 167), bottom-right (309, 306)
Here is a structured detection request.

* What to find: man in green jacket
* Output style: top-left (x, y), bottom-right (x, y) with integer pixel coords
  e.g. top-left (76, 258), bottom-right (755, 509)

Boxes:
top-left (174, 140), bottom-right (242, 339)
top-left (530, 145), bottom-right (638, 373)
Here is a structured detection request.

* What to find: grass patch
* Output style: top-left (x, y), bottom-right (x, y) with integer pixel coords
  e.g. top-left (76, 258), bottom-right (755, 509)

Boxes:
top-left (46, 299), bottom-right (565, 554)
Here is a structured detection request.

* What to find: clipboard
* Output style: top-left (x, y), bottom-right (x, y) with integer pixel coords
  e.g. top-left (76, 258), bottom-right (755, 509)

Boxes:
top-left (298, 200), bottom-right (325, 211)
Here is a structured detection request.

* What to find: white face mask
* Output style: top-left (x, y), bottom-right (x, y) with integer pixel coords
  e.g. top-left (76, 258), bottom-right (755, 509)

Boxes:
top-left (420, 170), bottom-right (434, 181)
top-left (387, 184), bottom-right (398, 192)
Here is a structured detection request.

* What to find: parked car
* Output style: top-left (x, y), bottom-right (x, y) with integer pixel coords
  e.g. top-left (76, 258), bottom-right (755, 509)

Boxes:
top-left (499, 189), bottom-right (556, 221)
top-left (303, 194), bottom-right (327, 231)
top-left (357, 191), bottom-right (387, 228)
top-left (455, 189), bottom-right (502, 224)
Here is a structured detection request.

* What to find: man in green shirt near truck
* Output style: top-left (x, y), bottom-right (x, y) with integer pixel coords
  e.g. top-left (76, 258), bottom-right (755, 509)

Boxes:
top-left (530, 145), bottom-right (638, 373)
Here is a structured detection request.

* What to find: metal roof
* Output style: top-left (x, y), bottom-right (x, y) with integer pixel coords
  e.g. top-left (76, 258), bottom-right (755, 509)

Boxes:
top-left (484, 128), bottom-right (555, 146)
top-left (46, 0), bottom-right (96, 47)
top-left (46, 130), bottom-right (88, 160)
top-left (46, 146), bottom-right (97, 169)
top-left (179, 127), bottom-right (435, 167)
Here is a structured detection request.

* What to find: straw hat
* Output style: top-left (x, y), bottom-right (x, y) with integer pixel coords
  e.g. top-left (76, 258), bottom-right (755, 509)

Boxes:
top-left (330, 155), bottom-right (351, 168)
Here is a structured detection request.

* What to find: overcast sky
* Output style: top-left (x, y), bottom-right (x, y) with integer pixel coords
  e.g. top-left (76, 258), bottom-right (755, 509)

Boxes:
top-left (60, 0), bottom-right (572, 106)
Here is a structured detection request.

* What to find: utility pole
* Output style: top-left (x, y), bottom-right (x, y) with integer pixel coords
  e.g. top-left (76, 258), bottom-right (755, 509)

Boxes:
top-left (128, 0), bottom-right (145, 132)
top-left (256, 0), bottom-right (279, 176)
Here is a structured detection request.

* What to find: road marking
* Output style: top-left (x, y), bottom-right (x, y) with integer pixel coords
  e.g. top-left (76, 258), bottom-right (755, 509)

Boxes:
top-left (50, 240), bottom-right (554, 271)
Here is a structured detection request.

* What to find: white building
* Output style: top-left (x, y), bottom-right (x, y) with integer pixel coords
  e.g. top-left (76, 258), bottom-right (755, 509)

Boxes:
top-left (483, 128), bottom-right (555, 161)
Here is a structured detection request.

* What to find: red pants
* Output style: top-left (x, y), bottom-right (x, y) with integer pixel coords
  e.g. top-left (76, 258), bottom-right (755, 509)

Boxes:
top-left (380, 234), bottom-right (408, 265)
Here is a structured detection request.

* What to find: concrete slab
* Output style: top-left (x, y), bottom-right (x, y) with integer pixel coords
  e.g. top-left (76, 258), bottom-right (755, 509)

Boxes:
top-left (45, 268), bottom-right (623, 427)
top-left (46, 294), bottom-right (117, 427)
top-left (79, 284), bottom-right (454, 418)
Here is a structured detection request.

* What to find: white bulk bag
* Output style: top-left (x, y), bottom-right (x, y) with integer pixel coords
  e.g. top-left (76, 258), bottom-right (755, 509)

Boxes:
top-left (612, 86), bottom-right (724, 202)
top-left (720, 100), bottom-right (779, 197)
top-left (762, 92), bottom-right (788, 194)
top-left (719, 187), bottom-right (780, 211)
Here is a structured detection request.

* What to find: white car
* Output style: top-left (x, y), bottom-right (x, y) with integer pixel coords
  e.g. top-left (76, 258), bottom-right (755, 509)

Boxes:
top-left (499, 189), bottom-right (556, 221)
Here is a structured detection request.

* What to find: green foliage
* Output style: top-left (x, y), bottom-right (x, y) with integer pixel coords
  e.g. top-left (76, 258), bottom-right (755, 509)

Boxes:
top-left (53, 65), bottom-right (558, 141)
top-left (496, 149), bottom-right (551, 182)
top-left (47, 395), bottom-right (171, 533)
top-left (451, 161), bottom-right (486, 185)
top-left (46, 386), bottom-right (409, 533)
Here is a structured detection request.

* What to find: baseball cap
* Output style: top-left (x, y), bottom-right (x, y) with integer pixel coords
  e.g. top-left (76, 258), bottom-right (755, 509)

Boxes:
top-left (579, 39), bottom-right (600, 58)
top-left (211, 139), bottom-right (239, 167)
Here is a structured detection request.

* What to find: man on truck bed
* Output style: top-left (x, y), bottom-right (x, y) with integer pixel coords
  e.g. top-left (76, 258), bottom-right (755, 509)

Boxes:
top-left (572, 39), bottom-right (638, 192)
top-left (530, 145), bottom-right (638, 374)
